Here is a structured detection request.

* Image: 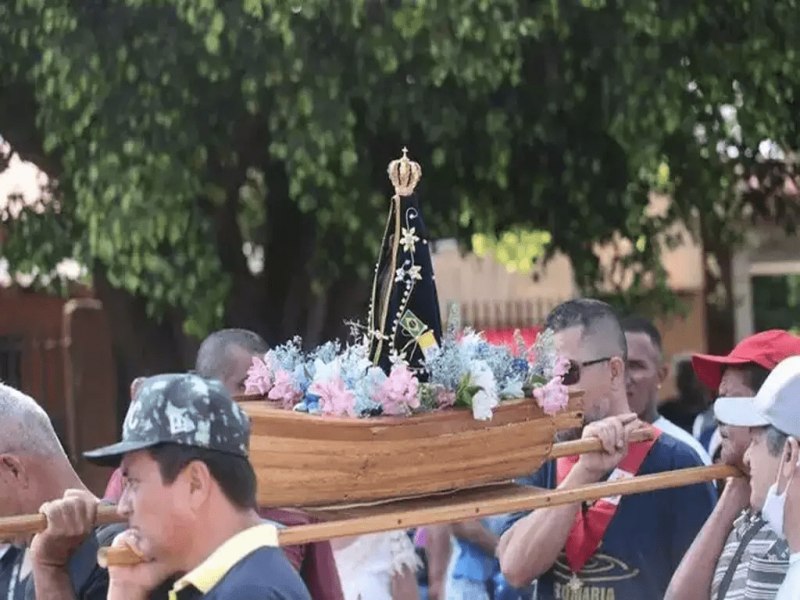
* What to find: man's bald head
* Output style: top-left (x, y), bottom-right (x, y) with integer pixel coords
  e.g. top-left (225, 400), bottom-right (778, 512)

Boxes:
top-left (195, 329), bottom-right (269, 395)
top-left (0, 384), bottom-right (78, 518)
top-left (544, 298), bottom-right (627, 360)
top-left (0, 384), bottom-right (64, 458)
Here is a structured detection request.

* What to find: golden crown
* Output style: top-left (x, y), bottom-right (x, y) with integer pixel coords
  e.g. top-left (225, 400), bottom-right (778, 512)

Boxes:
top-left (387, 147), bottom-right (422, 197)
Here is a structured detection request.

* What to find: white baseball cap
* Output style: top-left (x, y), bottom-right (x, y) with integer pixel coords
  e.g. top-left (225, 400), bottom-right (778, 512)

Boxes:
top-left (714, 355), bottom-right (800, 437)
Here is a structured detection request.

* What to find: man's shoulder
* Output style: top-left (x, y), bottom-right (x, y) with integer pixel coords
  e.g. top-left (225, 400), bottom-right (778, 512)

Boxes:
top-left (210, 547), bottom-right (310, 599)
top-left (645, 434), bottom-right (706, 470)
top-left (655, 417), bottom-right (712, 463)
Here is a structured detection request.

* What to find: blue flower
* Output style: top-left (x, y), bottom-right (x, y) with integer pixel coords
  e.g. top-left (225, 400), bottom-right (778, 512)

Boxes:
top-left (293, 364), bottom-right (310, 393)
top-left (304, 394), bottom-right (321, 414)
top-left (500, 376), bottom-right (525, 399)
top-left (425, 339), bottom-right (469, 390)
top-left (352, 366), bottom-right (387, 415)
top-left (509, 358), bottom-right (529, 378)
top-left (272, 336), bottom-right (305, 372)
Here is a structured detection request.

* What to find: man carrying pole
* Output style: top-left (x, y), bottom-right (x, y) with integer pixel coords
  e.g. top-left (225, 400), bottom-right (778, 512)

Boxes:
top-left (83, 373), bottom-right (310, 600)
top-left (666, 330), bottom-right (800, 599)
top-left (497, 299), bottom-right (716, 599)
top-left (0, 383), bottom-right (115, 599)
top-left (712, 355), bottom-right (800, 598)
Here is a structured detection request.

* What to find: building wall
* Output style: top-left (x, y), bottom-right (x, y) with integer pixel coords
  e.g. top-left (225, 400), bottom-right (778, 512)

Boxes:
top-left (0, 288), bottom-right (117, 494)
top-left (655, 292), bottom-right (708, 400)
top-left (431, 220), bottom-right (708, 401)
top-left (733, 225), bottom-right (800, 341)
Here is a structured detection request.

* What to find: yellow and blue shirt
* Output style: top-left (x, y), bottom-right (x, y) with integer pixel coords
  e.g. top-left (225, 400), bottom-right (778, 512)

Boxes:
top-left (169, 523), bottom-right (310, 599)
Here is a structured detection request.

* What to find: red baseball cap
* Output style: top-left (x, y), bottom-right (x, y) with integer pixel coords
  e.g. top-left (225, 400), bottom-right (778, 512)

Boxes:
top-left (692, 329), bottom-right (800, 391)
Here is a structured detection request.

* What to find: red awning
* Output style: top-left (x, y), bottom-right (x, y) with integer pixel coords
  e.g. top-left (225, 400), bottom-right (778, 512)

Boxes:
top-left (482, 327), bottom-right (540, 350)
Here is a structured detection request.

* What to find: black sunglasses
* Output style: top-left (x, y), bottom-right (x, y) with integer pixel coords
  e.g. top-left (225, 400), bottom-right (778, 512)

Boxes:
top-left (562, 357), bottom-right (613, 386)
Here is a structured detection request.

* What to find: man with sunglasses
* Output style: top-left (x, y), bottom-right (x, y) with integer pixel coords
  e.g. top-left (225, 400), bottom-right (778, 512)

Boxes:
top-left (498, 299), bottom-right (715, 599)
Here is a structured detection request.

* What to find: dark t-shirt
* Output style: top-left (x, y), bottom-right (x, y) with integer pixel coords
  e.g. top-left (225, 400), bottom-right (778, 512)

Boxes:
top-left (504, 435), bottom-right (717, 599)
top-left (0, 546), bottom-right (25, 600)
top-left (21, 524), bottom-right (116, 600)
top-left (172, 546), bottom-right (311, 600)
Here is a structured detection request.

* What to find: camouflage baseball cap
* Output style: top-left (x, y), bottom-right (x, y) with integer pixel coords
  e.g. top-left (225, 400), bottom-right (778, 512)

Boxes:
top-left (84, 373), bottom-right (250, 466)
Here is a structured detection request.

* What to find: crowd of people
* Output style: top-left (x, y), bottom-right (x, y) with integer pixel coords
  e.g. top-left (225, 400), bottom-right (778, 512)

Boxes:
top-left (1, 298), bottom-right (799, 599)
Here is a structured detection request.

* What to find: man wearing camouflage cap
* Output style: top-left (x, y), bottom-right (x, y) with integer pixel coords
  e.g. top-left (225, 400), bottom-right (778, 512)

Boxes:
top-left (84, 373), bottom-right (310, 600)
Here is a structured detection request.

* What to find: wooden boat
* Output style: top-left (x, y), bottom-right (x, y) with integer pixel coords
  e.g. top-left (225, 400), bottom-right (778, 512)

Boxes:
top-left (237, 392), bottom-right (584, 507)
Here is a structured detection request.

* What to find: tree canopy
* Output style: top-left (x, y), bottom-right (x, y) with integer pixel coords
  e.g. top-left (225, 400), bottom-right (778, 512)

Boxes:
top-left (1, 0), bottom-right (799, 363)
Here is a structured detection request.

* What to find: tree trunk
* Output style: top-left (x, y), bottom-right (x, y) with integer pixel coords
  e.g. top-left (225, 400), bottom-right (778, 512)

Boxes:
top-left (702, 247), bottom-right (736, 355)
top-left (92, 266), bottom-right (196, 425)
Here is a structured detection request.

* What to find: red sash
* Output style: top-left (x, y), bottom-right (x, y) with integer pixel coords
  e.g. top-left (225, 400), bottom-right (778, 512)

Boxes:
top-left (555, 427), bottom-right (661, 574)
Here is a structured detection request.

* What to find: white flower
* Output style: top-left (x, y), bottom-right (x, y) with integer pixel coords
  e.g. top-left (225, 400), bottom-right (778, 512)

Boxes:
top-left (469, 359), bottom-right (498, 421)
top-left (312, 358), bottom-right (341, 384)
top-left (400, 227), bottom-right (420, 253)
top-left (407, 265), bottom-right (422, 280)
top-left (460, 331), bottom-right (483, 357)
top-left (395, 267), bottom-right (406, 283)
top-left (389, 347), bottom-right (408, 366)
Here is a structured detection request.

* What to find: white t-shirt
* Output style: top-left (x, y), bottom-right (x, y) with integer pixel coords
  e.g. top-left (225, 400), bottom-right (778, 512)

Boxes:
top-left (333, 531), bottom-right (420, 600)
top-left (776, 553), bottom-right (800, 600)
top-left (654, 415), bottom-right (712, 465)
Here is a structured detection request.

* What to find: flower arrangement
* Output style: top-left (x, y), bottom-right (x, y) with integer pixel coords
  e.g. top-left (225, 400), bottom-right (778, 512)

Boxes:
top-left (244, 318), bottom-right (571, 422)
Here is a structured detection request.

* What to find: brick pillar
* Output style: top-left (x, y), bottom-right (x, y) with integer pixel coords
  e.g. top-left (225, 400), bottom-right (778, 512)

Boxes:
top-left (63, 299), bottom-right (118, 496)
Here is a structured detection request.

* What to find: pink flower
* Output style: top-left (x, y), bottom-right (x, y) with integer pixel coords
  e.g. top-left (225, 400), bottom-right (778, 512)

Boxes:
top-left (553, 356), bottom-right (571, 379)
top-left (436, 388), bottom-right (456, 409)
top-left (533, 377), bottom-right (570, 415)
top-left (267, 369), bottom-right (303, 409)
top-left (376, 364), bottom-right (420, 416)
top-left (310, 376), bottom-right (357, 417)
top-left (244, 356), bottom-right (273, 395)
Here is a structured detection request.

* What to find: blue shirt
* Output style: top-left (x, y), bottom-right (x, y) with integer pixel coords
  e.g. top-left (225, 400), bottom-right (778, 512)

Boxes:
top-left (452, 516), bottom-right (507, 583)
top-left (504, 435), bottom-right (717, 599)
top-left (170, 523), bottom-right (309, 600)
top-left (173, 547), bottom-right (310, 599)
top-left (449, 516), bottom-right (536, 599)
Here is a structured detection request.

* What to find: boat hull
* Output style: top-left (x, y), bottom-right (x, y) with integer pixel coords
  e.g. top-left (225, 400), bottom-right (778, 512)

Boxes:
top-left (240, 394), bottom-right (583, 507)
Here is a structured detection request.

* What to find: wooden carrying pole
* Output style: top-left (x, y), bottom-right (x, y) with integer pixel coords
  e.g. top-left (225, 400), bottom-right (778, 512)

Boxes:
top-left (0, 504), bottom-right (123, 538)
top-left (285, 464), bottom-right (737, 546)
top-left (0, 430), bottom-right (654, 540)
top-left (95, 462), bottom-right (737, 567)
top-left (0, 431), bottom-right (738, 567)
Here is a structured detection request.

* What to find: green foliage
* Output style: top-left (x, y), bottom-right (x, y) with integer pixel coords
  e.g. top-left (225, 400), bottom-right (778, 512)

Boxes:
top-left (472, 229), bottom-right (552, 273)
top-left (1, 0), bottom-right (800, 336)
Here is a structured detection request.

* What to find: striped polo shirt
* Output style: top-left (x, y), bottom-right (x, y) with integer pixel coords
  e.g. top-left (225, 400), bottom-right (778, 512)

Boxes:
top-left (711, 510), bottom-right (790, 599)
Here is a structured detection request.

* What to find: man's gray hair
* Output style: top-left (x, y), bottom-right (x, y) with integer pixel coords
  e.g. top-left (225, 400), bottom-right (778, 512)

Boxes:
top-left (195, 328), bottom-right (269, 380)
top-left (766, 425), bottom-right (789, 457)
top-left (0, 383), bottom-right (65, 457)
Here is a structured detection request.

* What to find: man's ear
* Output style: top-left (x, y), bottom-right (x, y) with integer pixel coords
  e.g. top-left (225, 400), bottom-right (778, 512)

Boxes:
top-left (0, 454), bottom-right (28, 488)
top-left (658, 362), bottom-right (669, 387)
top-left (781, 437), bottom-right (800, 483)
top-left (183, 460), bottom-right (213, 511)
top-left (609, 356), bottom-right (626, 383)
